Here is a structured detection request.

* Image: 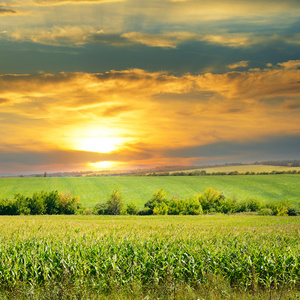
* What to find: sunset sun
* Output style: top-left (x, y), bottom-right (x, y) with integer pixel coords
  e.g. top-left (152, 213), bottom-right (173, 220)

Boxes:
top-left (77, 137), bottom-right (122, 153)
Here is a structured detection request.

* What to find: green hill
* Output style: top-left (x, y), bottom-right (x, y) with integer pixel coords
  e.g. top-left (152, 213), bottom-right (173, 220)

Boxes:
top-left (0, 175), bottom-right (299, 207)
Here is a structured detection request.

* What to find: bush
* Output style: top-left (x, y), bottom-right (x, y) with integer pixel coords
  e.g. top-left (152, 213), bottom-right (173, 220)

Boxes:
top-left (29, 192), bottom-right (46, 215)
top-left (93, 202), bottom-right (108, 215)
top-left (266, 201), bottom-right (294, 216)
top-left (153, 202), bottom-right (169, 215)
top-left (144, 189), bottom-right (168, 214)
top-left (13, 194), bottom-right (31, 215)
top-left (44, 191), bottom-right (60, 215)
top-left (126, 202), bottom-right (139, 215)
top-left (93, 202), bottom-right (107, 215)
top-left (287, 206), bottom-right (298, 216)
top-left (0, 191), bottom-right (81, 215)
top-left (184, 198), bottom-right (203, 215)
top-left (215, 198), bottom-right (238, 214)
top-left (258, 208), bottom-right (273, 216)
top-left (0, 198), bottom-right (18, 215)
top-left (237, 199), bottom-right (262, 212)
top-left (106, 189), bottom-right (123, 215)
top-left (196, 187), bottom-right (226, 214)
top-left (137, 208), bottom-right (152, 215)
top-left (168, 198), bottom-right (186, 215)
top-left (58, 192), bottom-right (80, 214)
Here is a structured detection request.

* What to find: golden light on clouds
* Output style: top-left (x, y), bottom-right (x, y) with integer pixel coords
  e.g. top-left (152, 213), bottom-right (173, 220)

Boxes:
top-left (0, 61), bottom-right (299, 173)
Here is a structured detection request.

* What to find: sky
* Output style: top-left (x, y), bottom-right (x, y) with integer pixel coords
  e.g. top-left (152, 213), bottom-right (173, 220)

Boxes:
top-left (0, 0), bottom-right (300, 174)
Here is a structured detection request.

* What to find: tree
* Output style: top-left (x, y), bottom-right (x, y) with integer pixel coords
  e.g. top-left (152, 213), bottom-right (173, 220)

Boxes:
top-left (106, 189), bottom-right (123, 215)
top-left (144, 188), bottom-right (167, 213)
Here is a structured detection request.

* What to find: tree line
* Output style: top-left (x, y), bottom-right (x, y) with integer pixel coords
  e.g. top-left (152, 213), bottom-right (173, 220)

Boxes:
top-left (146, 170), bottom-right (300, 176)
top-left (0, 188), bottom-right (299, 216)
top-left (93, 187), bottom-right (299, 217)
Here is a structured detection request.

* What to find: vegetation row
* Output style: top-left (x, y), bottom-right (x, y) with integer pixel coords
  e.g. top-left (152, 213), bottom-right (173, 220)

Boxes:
top-left (1, 187), bottom-right (299, 216)
top-left (147, 170), bottom-right (300, 176)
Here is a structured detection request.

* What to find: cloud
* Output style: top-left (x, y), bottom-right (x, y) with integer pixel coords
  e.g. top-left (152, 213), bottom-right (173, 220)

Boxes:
top-left (4, 22), bottom-right (300, 48)
top-left (0, 97), bottom-right (9, 104)
top-left (227, 61), bottom-right (249, 69)
top-left (122, 32), bottom-right (197, 48)
top-left (7, 26), bottom-right (98, 46)
top-left (0, 61), bottom-right (299, 172)
top-left (0, 6), bottom-right (17, 15)
top-left (165, 135), bottom-right (300, 162)
top-left (0, 61), bottom-right (299, 108)
top-left (29, 0), bottom-right (123, 5)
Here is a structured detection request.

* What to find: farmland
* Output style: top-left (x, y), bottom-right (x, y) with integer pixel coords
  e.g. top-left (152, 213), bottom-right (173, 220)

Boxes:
top-left (0, 214), bottom-right (299, 299)
top-left (0, 174), bottom-right (299, 207)
top-left (180, 164), bottom-right (300, 174)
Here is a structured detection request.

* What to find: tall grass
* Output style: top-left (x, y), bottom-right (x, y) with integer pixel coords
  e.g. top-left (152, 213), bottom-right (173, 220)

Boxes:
top-left (0, 215), bottom-right (299, 298)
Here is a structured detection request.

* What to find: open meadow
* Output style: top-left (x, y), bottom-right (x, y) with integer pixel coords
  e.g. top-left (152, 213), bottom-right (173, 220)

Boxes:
top-left (0, 174), bottom-right (299, 207)
top-left (0, 214), bottom-right (299, 299)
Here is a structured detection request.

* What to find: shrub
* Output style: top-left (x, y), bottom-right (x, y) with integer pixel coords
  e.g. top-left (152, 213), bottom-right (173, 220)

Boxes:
top-left (14, 193), bottom-right (31, 215)
top-left (153, 202), bottom-right (169, 215)
top-left (137, 207), bottom-right (152, 215)
top-left (168, 198), bottom-right (186, 215)
top-left (93, 202), bottom-right (108, 215)
top-left (266, 201), bottom-right (294, 216)
top-left (106, 189), bottom-right (123, 215)
top-left (126, 202), bottom-right (139, 215)
top-left (258, 208), bottom-right (273, 216)
top-left (144, 189), bottom-right (168, 214)
top-left (29, 192), bottom-right (46, 215)
top-left (0, 198), bottom-right (18, 215)
top-left (237, 199), bottom-right (262, 212)
top-left (196, 187), bottom-right (225, 214)
top-left (58, 192), bottom-right (80, 214)
top-left (287, 206), bottom-right (298, 216)
top-left (44, 191), bottom-right (60, 215)
top-left (184, 198), bottom-right (203, 215)
top-left (215, 198), bottom-right (238, 214)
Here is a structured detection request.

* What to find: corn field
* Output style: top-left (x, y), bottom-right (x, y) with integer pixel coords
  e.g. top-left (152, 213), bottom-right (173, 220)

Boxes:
top-left (0, 215), bottom-right (299, 299)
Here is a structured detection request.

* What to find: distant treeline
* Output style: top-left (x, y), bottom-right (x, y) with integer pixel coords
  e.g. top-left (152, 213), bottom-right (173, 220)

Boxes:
top-left (1, 188), bottom-right (299, 216)
top-left (146, 170), bottom-right (300, 176)
top-left (255, 160), bottom-right (300, 167)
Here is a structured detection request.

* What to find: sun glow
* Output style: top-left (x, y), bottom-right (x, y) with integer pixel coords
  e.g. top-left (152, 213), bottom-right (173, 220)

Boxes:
top-left (89, 161), bottom-right (114, 169)
top-left (77, 136), bottom-right (122, 153)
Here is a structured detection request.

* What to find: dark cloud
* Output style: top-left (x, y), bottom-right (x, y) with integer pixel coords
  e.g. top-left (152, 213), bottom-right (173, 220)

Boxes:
top-left (0, 147), bottom-right (153, 166)
top-left (0, 98), bottom-right (9, 104)
top-left (165, 135), bottom-right (300, 161)
top-left (88, 32), bottom-right (131, 46)
top-left (0, 7), bottom-right (16, 14)
top-left (102, 105), bottom-right (134, 117)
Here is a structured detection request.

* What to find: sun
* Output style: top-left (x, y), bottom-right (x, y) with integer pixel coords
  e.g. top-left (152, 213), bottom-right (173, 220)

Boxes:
top-left (77, 136), bottom-right (121, 153)
top-left (89, 161), bottom-right (114, 169)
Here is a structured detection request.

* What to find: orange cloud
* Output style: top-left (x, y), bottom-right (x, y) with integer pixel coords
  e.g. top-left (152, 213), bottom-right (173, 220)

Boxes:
top-left (0, 61), bottom-right (299, 168)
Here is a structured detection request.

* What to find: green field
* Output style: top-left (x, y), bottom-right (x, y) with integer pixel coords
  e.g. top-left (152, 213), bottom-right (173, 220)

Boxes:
top-left (182, 164), bottom-right (300, 174)
top-left (0, 215), bottom-right (299, 299)
top-left (0, 174), bottom-right (299, 207)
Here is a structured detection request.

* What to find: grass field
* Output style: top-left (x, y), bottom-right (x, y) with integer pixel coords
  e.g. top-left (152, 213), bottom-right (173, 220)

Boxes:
top-left (0, 214), bottom-right (299, 299)
top-left (181, 164), bottom-right (300, 174)
top-left (0, 174), bottom-right (299, 207)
